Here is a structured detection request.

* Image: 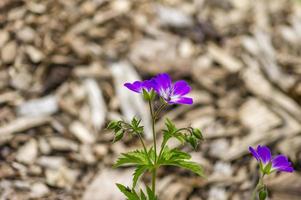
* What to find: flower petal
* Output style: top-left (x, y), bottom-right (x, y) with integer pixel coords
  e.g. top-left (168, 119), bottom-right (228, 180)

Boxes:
top-left (124, 81), bottom-right (143, 93)
top-left (173, 80), bottom-right (191, 96)
top-left (142, 80), bottom-right (155, 92)
top-left (249, 146), bottom-right (260, 161)
top-left (170, 97), bottom-right (193, 105)
top-left (257, 145), bottom-right (272, 164)
top-left (272, 155), bottom-right (294, 172)
top-left (153, 73), bottom-right (172, 97)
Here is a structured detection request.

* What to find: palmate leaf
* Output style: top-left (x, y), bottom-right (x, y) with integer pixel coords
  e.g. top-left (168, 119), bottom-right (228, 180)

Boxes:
top-left (146, 186), bottom-right (157, 200)
top-left (116, 184), bottom-right (157, 200)
top-left (114, 149), bottom-right (152, 168)
top-left (163, 119), bottom-right (185, 144)
top-left (114, 149), bottom-right (154, 189)
top-left (133, 165), bottom-right (150, 188)
top-left (131, 117), bottom-right (144, 135)
top-left (157, 146), bottom-right (204, 176)
top-left (169, 160), bottom-right (203, 176)
top-left (140, 189), bottom-right (147, 200)
top-left (116, 184), bottom-right (140, 200)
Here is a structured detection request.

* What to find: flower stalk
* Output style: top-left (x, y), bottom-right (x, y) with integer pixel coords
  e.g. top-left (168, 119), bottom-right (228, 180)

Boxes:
top-left (250, 174), bottom-right (265, 200)
top-left (149, 99), bottom-right (157, 193)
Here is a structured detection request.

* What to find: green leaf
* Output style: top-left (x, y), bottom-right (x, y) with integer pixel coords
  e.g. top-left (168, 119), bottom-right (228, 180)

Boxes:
top-left (131, 117), bottom-right (140, 127)
top-left (116, 184), bottom-right (140, 200)
top-left (192, 128), bottom-right (203, 140)
top-left (131, 117), bottom-right (144, 135)
top-left (259, 187), bottom-right (268, 200)
top-left (170, 160), bottom-right (204, 176)
top-left (157, 146), bottom-right (204, 177)
top-left (133, 165), bottom-right (149, 188)
top-left (163, 119), bottom-right (184, 144)
top-left (146, 186), bottom-right (157, 200)
top-left (165, 118), bottom-right (176, 131)
top-left (148, 147), bottom-right (156, 163)
top-left (117, 184), bottom-right (157, 200)
top-left (140, 189), bottom-right (147, 200)
top-left (185, 135), bottom-right (199, 150)
top-left (142, 89), bottom-right (155, 101)
top-left (107, 120), bottom-right (118, 129)
top-left (113, 130), bottom-right (124, 143)
top-left (263, 163), bottom-right (272, 175)
top-left (114, 150), bottom-right (152, 168)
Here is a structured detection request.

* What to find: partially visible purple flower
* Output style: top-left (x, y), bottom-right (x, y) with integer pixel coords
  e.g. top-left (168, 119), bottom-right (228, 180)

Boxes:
top-left (271, 155), bottom-right (294, 173)
top-left (124, 80), bottom-right (154, 94)
top-left (152, 73), bottom-right (193, 105)
top-left (249, 145), bottom-right (294, 174)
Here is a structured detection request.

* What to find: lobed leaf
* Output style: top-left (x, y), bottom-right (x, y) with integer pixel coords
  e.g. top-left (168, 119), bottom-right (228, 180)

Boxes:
top-left (116, 184), bottom-right (140, 200)
top-left (116, 184), bottom-right (157, 200)
top-left (133, 165), bottom-right (150, 188)
top-left (158, 146), bottom-right (204, 177)
top-left (114, 150), bottom-right (152, 168)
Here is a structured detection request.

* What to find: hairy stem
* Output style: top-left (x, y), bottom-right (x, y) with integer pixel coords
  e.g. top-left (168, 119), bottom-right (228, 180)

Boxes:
top-left (137, 133), bottom-right (151, 164)
top-left (149, 100), bottom-right (157, 162)
top-left (152, 168), bottom-right (157, 193)
top-left (250, 174), bottom-right (265, 200)
top-left (158, 139), bottom-right (167, 161)
top-left (149, 100), bottom-right (157, 193)
top-left (154, 102), bottom-right (167, 120)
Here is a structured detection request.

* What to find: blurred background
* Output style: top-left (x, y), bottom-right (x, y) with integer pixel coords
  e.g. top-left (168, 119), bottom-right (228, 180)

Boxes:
top-left (0, 0), bottom-right (301, 199)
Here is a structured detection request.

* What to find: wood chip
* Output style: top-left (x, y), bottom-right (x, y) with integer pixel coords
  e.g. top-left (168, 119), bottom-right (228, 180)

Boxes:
top-left (208, 43), bottom-right (243, 72)
top-left (0, 30), bottom-right (9, 48)
top-left (1, 41), bottom-right (17, 63)
top-left (25, 45), bottom-right (44, 63)
top-left (46, 167), bottom-right (79, 189)
top-left (239, 98), bottom-right (281, 131)
top-left (83, 169), bottom-right (133, 200)
top-left (30, 182), bottom-right (50, 198)
top-left (242, 57), bottom-right (301, 121)
top-left (16, 139), bottom-right (38, 165)
top-left (156, 5), bottom-right (193, 28)
top-left (83, 79), bottom-right (107, 130)
top-left (17, 95), bottom-right (58, 117)
top-left (69, 121), bottom-right (95, 144)
top-left (0, 117), bottom-right (50, 144)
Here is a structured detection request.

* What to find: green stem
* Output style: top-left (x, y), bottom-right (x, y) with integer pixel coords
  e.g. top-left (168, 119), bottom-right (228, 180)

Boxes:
top-left (137, 133), bottom-right (151, 163)
top-left (158, 140), bottom-right (167, 160)
top-left (149, 100), bottom-right (157, 162)
top-left (154, 102), bottom-right (167, 120)
top-left (250, 174), bottom-right (265, 200)
top-left (149, 100), bottom-right (157, 193)
top-left (152, 168), bottom-right (156, 192)
top-left (175, 127), bottom-right (192, 134)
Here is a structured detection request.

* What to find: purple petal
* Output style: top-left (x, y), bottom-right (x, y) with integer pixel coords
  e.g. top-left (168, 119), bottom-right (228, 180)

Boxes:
top-left (142, 80), bottom-right (155, 92)
top-left (257, 145), bottom-right (272, 164)
top-left (124, 81), bottom-right (143, 93)
top-left (153, 73), bottom-right (172, 97)
top-left (272, 155), bottom-right (294, 173)
top-left (249, 146), bottom-right (260, 161)
top-left (170, 97), bottom-right (193, 105)
top-left (173, 80), bottom-right (191, 96)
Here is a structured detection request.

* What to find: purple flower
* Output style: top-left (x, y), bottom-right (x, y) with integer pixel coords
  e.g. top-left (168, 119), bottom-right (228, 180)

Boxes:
top-left (124, 80), bottom-right (154, 94)
top-left (249, 145), bottom-right (294, 174)
top-left (152, 73), bottom-right (193, 105)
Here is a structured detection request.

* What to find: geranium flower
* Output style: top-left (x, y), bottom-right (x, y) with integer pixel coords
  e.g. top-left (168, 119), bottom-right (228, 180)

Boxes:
top-left (152, 73), bottom-right (193, 105)
top-left (124, 80), bottom-right (154, 94)
top-left (249, 145), bottom-right (294, 174)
